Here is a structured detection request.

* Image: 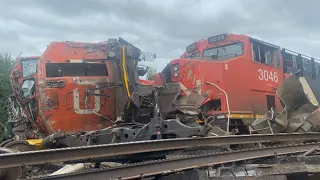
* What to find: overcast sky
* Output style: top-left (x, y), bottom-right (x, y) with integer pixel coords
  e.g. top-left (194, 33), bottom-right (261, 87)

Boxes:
top-left (0, 0), bottom-right (319, 71)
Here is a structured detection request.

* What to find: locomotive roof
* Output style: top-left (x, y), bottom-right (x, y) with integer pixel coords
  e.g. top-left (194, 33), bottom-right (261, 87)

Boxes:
top-left (191, 33), bottom-right (320, 62)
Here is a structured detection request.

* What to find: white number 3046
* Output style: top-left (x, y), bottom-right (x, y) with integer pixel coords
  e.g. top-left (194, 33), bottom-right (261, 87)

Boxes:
top-left (258, 69), bottom-right (278, 82)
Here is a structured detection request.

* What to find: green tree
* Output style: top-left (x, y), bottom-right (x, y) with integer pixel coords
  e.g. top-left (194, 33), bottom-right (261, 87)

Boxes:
top-left (0, 53), bottom-right (14, 140)
top-left (146, 67), bottom-right (157, 80)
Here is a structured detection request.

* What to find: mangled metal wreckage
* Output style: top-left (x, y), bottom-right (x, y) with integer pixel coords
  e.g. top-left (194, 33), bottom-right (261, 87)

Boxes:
top-left (3, 37), bottom-right (226, 150)
top-left (250, 71), bottom-right (320, 135)
top-left (3, 38), bottom-right (161, 139)
top-left (41, 71), bottom-right (320, 148)
top-left (3, 35), bottom-right (320, 150)
top-left (2, 39), bottom-right (320, 180)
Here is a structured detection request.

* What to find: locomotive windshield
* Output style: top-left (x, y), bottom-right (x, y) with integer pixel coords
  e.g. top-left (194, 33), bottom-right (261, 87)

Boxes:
top-left (21, 58), bottom-right (38, 77)
top-left (202, 42), bottom-right (244, 61)
top-left (185, 51), bottom-right (200, 59)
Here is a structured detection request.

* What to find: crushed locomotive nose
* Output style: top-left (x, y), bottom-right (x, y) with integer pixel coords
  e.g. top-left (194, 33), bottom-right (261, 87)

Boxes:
top-left (1, 33), bottom-right (320, 180)
top-left (4, 38), bottom-right (161, 139)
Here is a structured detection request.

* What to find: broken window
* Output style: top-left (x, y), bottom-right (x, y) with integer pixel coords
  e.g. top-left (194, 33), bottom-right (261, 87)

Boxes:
top-left (282, 50), bottom-right (296, 73)
top-left (21, 79), bottom-right (35, 98)
top-left (202, 42), bottom-right (243, 61)
top-left (46, 63), bottom-right (108, 77)
top-left (22, 59), bottom-right (38, 77)
top-left (251, 39), bottom-right (280, 66)
top-left (303, 57), bottom-right (312, 76)
top-left (282, 49), bottom-right (319, 78)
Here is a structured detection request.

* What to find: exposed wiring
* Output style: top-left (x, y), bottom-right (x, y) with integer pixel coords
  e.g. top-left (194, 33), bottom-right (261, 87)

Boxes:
top-left (121, 46), bottom-right (132, 110)
top-left (121, 46), bottom-right (131, 98)
top-left (206, 81), bottom-right (231, 133)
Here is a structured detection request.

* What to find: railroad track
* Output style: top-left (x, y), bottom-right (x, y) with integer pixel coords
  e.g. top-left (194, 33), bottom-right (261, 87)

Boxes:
top-left (31, 142), bottom-right (320, 180)
top-left (1, 133), bottom-right (320, 180)
top-left (1, 133), bottom-right (320, 169)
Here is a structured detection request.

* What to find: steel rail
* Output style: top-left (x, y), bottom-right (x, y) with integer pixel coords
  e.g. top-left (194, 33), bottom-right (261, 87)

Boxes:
top-left (38, 142), bottom-right (320, 180)
top-left (1, 133), bottom-right (320, 168)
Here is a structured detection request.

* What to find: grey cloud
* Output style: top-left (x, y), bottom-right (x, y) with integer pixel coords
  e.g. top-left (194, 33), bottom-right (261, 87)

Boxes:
top-left (0, 29), bottom-right (41, 56)
top-left (0, 0), bottom-right (319, 71)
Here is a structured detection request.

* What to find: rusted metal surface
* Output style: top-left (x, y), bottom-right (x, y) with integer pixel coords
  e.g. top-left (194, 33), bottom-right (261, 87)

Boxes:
top-left (1, 133), bottom-right (320, 169)
top-left (32, 143), bottom-right (320, 180)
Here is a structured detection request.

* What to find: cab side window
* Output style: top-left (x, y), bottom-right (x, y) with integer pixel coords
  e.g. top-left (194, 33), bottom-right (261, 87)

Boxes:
top-left (251, 39), bottom-right (280, 67)
top-left (282, 49), bottom-right (318, 79)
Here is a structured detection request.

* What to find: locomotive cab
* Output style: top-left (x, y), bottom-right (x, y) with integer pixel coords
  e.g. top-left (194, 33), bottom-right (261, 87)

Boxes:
top-left (157, 33), bottom-right (320, 133)
top-left (6, 39), bottom-right (157, 138)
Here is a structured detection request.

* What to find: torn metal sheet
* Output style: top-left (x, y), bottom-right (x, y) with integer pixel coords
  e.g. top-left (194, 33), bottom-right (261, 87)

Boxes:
top-left (250, 72), bottom-right (320, 134)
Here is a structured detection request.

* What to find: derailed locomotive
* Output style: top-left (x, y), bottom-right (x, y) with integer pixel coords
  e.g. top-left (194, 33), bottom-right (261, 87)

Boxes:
top-left (3, 33), bottom-right (320, 149)
top-left (3, 38), bottom-right (165, 141)
top-left (2, 34), bottom-right (320, 180)
top-left (154, 33), bottom-right (320, 134)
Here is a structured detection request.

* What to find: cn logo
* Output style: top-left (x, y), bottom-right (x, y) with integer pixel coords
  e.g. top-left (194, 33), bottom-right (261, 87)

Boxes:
top-left (73, 88), bottom-right (100, 114)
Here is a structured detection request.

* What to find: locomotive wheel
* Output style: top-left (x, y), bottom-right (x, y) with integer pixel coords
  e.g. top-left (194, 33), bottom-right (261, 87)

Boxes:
top-left (0, 139), bottom-right (13, 147)
top-left (0, 147), bottom-right (23, 180)
top-left (3, 140), bottom-right (38, 152)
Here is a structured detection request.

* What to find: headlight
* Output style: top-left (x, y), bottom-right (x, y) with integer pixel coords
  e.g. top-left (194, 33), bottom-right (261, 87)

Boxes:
top-left (172, 63), bottom-right (179, 77)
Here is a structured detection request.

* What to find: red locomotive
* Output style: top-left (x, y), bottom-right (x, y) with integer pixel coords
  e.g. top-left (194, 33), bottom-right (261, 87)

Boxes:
top-left (5, 38), bottom-right (156, 139)
top-left (154, 33), bottom-right (320, 133)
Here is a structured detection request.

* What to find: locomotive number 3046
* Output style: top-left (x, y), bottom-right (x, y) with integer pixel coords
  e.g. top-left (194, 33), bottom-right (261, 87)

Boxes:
top-left (258, 69), bottom-right (278, 82)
